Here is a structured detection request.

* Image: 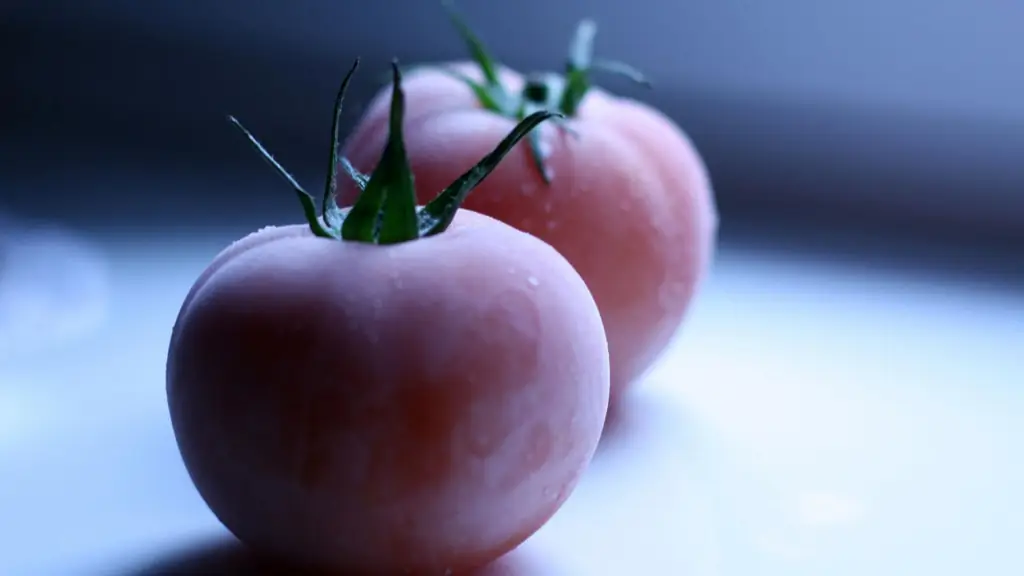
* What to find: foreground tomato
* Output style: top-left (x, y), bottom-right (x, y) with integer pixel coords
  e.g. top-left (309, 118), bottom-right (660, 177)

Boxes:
top-left (341, 5), bottom-right (718, 400)
top-left (166, 60), bottom-right (610, 574)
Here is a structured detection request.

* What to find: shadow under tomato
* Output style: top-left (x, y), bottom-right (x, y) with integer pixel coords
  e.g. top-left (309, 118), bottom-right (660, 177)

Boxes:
top-left (597, 381), bottom-right (699, 458)
top-left (126, 536), bottom-right (554, 576)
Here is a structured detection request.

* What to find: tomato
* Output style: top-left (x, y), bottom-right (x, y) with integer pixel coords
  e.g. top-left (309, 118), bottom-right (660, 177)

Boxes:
top-left (340, 7), bottom-right (718, 400)
top-left (166, 60), bottom-right (610, 573)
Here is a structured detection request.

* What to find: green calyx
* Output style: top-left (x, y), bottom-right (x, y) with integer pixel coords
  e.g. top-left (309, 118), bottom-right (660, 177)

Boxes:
top-left (229, 58), bottom-right (560, 244)
top-left (439, 0), bottom-right (650, 182)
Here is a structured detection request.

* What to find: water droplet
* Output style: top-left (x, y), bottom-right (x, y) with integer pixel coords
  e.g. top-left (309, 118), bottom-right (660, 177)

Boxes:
top-left (542, 202), bottom-right (553, 214)
top-left (545, 220), bottom-right (559, 231)
top-left (657, 281), bottom-right (687, 313)
top-left (520, 183), bottom-right (537, 197)
top-left (470, 432), bottom-right (496, 456)
top-left (527, 276), bottom-right (540, 287)
top-left (557, 485), bottom-right (569, 501)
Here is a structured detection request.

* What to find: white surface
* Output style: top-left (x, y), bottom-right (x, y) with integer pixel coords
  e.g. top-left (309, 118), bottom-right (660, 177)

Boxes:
top-left (0, 231), bottom-right (1021, 575)
top-left (0, 213), bottom-right (110, 361)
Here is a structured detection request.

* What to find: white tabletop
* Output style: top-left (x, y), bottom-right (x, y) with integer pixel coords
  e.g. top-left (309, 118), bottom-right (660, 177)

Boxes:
top-left (1, 220), bottom-right (1021, 575)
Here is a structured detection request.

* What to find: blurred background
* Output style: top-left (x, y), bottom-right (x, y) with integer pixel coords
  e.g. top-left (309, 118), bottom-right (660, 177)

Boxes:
top-left (1, 1), bottom-right (1022, 575)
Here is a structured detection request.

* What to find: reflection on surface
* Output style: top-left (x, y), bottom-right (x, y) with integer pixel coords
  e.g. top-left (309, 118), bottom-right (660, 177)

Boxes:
top-left (0, 210), bottom-right (110, 360)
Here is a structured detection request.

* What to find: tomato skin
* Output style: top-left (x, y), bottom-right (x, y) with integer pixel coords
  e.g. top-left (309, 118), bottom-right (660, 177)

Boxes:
top-left (166, 211), bottom-right (610, 573)
top-left (341, 63), bottom-right (718, 399)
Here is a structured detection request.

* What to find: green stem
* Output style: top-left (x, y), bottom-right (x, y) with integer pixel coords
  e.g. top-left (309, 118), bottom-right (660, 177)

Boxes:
top-left (441, 0), bottom-right (512, 115)
top-left (418, 109), bottom-right (560, 236)
top-left (227, 115), bottom-right (332, 239)
top-left (558, 19), bottom-right (650, 116)
top-left (339, 157), bottom-right (369, 190)
top-left (230, 57), bottom-right (558, 244)
top-left (442, 0), bottom-right (502, 89)
top-left (435, 3), bottom-right (649, 183)
top-left (321, 59), bottom-right (362, 226)
top-left (363, 62), bottom-right (419, 244)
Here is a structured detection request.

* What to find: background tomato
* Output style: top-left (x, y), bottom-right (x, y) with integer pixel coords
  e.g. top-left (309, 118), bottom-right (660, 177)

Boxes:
top-left (340, 13), bottom-right (718, 399)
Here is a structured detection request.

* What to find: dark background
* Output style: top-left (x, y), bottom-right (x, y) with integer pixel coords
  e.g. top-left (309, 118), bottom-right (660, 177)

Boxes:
top-left (3, 0), bottom-right (1022, 285)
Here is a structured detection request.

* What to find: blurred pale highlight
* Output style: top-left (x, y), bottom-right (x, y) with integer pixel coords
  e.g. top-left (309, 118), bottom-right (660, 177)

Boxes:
top-left (0, 212), bottom-right (110, 360)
